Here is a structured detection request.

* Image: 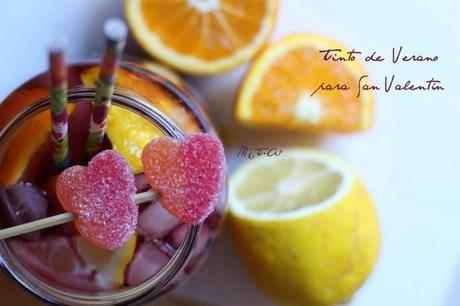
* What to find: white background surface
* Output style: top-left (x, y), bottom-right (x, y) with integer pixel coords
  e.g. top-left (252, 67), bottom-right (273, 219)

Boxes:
top-left (1, 1), bottom-right (460, 306)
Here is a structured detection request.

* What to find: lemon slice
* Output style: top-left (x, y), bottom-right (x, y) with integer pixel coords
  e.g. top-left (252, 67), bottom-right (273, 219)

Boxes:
top-left (106, 106), bottom-right (163, 174)
top-left (77, 234), bottom-right (137, 289)
top-left (81, 67), bottom-right (165, 174)
top-left (228, 149), bottom-right (380, 305)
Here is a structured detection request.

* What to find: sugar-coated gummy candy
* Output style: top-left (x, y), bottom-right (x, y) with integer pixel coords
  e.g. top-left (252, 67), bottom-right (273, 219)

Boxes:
top-left (56, 150), bottom-right (138, 250)
top-left (141, 133), bottom-right (226, 224)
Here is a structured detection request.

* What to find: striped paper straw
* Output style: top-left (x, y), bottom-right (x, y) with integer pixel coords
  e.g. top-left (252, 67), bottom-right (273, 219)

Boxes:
top-left (85, 18), bottom-right (128, 157)
top-left (49, 36), bottom-right (70, 170)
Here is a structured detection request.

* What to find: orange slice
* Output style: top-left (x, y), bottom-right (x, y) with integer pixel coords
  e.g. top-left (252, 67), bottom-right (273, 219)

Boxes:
top-left (0, 89), bottom-right (74, 186)
top-left (235, 34), bottom-right (373, 132)
top-left (125, 0), bottom-right (278, 74)
top-left (0, 88), bottom-right (48, 131)
top-left (0, 111), bottom-right (50, 186)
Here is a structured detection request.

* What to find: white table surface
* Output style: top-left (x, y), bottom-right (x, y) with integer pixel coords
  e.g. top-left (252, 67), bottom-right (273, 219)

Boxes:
top-left (1, 1), bottom-right (460, 306)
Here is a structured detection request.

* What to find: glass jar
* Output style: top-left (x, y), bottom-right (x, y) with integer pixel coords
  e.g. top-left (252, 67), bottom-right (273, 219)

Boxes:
top-left (0, 60), bottom-right (227, 305)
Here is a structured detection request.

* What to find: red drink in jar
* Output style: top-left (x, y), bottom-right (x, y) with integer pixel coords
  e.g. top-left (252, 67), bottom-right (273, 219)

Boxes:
top-left (0, 60), bottom-right (226, 305)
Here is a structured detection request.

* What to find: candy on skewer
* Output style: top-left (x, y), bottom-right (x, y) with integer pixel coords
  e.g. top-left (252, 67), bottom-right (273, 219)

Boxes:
top-left (0, 190), bottom-right (158, 241)
top-left (48, 36), bottom-right (70, 170)
top-left (0, 133), bottom-right (226, 250)
top-left (57, 150), bottom-right (139, 249)
top-left (142, 133), bottom-right (226, 224)
top-left (85, 18), bottom-right (128, 157)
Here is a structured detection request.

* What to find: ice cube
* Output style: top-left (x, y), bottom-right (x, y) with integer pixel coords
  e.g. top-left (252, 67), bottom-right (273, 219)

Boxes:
top-left (9, 235), bottom-right (101, 292)
top-left (0, 182), bottom-right (48, 240)
top-left (138, 203), bottom-right (182, 239)
top-left (166, 224), bottom-right (212, 256)
top-left (126, 242), bottom-right (170, 286)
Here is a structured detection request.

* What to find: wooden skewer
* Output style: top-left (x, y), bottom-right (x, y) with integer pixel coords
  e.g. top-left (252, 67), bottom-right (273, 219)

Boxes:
top-left (0, 190), bottom-right (158, 240)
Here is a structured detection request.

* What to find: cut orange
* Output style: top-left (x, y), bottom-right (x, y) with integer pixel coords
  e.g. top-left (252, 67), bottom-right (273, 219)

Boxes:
top-left (235, 34), bottom-right (373, 132)
top-left (0, 89), bottom-right (74, 186)
top-left (125, 0), bottom-right (278, 74)
top-left (0, 111), bottom-right (50, 186)
top-left (0, 88), bottom-right (48, 132)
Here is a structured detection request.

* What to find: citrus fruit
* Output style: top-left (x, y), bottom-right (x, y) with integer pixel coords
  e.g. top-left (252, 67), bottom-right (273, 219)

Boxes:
top-left (0, 89), bottom-right (75, 186)
top-left (106, 107), bottom-right (163, 174)
top-left (81, 65), bottom-right (200, 135)
top-left (135, 61), bottom-right (185, 89)
top-left (235, 34), bottom-right (373, 132)
top-left (81, 61), bottom-right (185, 90)
top-left (81, 65), bottom-right (201, 172)
top-left (125, 0), bottom-right (278, 74)
top-left (76, 233), bottom-right (137, 289)
top-left (0, 112), bottom-right (50, 186)
top-left (0, 88), bottom-right (48, 130)
top-left (228, 149), bottom-right (380, 305)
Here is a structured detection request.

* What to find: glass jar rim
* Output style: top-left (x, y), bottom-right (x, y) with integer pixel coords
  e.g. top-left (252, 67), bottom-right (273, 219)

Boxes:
top-left (0, 87), bottom-right (201, 306)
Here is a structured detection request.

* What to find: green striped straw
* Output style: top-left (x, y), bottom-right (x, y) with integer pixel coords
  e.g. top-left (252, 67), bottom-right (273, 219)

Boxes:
top-left (85, 18), bottom-right (128, 157)
top-left (48, 36), bottom-right (70, 170)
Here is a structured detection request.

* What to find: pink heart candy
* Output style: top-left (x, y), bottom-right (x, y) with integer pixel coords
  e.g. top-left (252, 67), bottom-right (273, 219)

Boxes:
top-left (141, 133), bottom-right (226, 224)
top-left (56, 150), bottom-right (137, 250)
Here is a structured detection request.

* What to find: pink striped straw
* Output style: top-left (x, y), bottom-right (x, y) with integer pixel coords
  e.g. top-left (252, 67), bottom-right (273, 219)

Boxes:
top-left (85, 18), bottom-right (128, 157)
top-left (48, 36), bottom-right (70, 170)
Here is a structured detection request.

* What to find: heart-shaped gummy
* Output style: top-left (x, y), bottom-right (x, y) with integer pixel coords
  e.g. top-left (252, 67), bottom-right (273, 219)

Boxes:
top-left (141, 133), bottom-right (226, 224)
top-left (56, 150), bottom-right (137, 250)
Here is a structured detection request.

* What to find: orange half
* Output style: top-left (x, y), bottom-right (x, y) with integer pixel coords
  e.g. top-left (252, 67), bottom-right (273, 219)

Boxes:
top-left (125, 0), bottom-right (278, 74)
top-left (235, 34), bottom-right (373, 132)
